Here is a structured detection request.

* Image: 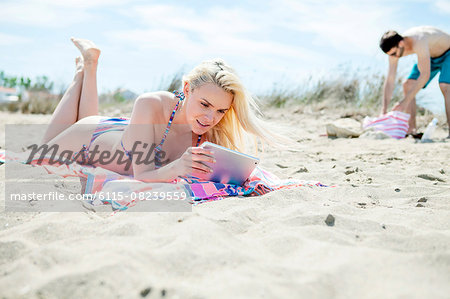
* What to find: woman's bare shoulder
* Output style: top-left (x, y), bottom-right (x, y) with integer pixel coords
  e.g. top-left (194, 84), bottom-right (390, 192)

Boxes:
top-left (131, 91), bottom-right (176, 123)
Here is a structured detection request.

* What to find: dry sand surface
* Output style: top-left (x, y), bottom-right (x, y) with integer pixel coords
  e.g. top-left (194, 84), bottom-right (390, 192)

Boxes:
top-left (0, 108), bottom-right (449, 299)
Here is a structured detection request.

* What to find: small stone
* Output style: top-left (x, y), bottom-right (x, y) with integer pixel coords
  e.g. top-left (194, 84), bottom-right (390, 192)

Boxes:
top-left (177, 219), bottom-right (183, 223)
top-left (161, 289), bottom-right (167, 297)
top-left (332, 165), bottom-right (336, 169)
top-left (417, 174), bottom-right (445, 182)
top-left (357, 202), bottom-right (366, 206)
top-left (325, 214), bottom-right (335, 226)
top-left (295, 167), bottom-right (308, 173)
top-left (416, 203), bottom-right (425, 207)
top-left (439, 169), bottom-right (445, 174)
top-left (275, 163), bottom-right (289, 169)
top-left (394, 188), bottom-right (401, 192)
top-left (417, 197), bottom-right (427, 203)
top-left (345, 169), bottom-right (355, 175)
top-left (381, 224), bottom-right (386, 229)
top-left (140, 287), bottom-right (152, 297)
top-left (387, 157), bottom-right (402, 161)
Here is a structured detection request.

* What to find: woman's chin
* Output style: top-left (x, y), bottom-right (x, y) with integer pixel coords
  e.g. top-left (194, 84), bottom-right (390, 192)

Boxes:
top-left (192, 120), bottom-right (212, 135)
top-left (192, 127), bottom-right (209, 135)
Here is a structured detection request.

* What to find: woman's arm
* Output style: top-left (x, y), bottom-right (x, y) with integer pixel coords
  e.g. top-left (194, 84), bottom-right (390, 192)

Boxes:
top-left (135, 147), bottom-right (215, 182)
top-left (133, 160), bottom-right (178, 182)
top-left (121, 93), bottom-right (166, 180)
top-left (122, 93), bottom-right (215, 183)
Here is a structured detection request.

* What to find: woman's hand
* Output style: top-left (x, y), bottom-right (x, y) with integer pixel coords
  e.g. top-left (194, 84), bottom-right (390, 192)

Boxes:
top-left (171, 147), bottom-right (215, 177)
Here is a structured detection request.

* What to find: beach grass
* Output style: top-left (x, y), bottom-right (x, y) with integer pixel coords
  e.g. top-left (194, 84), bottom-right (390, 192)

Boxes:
top-left (0, 68), bottom-right (434, 118)
top-left (260, 69), bottom-right (405, 113)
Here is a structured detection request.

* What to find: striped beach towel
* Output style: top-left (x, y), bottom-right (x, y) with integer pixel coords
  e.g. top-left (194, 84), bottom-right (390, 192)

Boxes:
top-left (0, 149), bottom-right (328, 211)
top-left (362, 111), bottom-right (410, 139)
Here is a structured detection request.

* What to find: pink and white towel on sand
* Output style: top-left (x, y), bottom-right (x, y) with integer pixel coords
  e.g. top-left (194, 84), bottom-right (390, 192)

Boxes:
top-left (0, 149), bottom-right (329, 212)
top-left (363, 111), bottom-right (410, 139)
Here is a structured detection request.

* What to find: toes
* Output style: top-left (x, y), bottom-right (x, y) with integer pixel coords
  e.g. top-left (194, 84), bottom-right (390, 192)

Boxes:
top-left (70, 37), bottom-right (100, 63)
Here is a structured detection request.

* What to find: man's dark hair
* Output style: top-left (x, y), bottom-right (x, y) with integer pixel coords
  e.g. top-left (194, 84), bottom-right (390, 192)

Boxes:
top-left (379, 30), bottom-right (404, 53)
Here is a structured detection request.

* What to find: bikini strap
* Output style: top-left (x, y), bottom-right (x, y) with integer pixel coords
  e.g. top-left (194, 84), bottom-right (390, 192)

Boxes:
top-left (154, 91), bottom-right (202, 151)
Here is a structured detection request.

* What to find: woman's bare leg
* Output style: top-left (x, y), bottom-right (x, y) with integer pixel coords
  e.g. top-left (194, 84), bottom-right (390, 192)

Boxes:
top-left (41, 37), bottom-right (101, 144)
top-left (71, 37), bottom-right (101, 120)
top-left (41, 57), bottom-right (84, 144)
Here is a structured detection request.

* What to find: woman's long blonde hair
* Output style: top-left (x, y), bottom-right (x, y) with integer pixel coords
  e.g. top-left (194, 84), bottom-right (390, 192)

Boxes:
top-left (183, 58), bottom-right (291, 153)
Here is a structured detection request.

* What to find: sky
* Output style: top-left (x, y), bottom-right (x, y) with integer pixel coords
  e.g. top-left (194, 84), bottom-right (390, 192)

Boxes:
top-left (1, 0), bottom-right (449, 113)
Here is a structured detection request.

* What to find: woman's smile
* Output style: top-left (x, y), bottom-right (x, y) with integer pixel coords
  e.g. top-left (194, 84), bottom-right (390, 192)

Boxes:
top-left (196, 119), bottom-right (210, 128)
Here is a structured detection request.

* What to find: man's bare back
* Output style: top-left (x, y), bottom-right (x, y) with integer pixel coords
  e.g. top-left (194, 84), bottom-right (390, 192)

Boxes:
top-left (402, 26), bottom-right (450, 58)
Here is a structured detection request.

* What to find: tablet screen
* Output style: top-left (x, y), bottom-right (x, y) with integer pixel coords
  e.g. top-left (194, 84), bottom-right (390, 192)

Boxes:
top-left (197, 142), bottom-right (259, 185)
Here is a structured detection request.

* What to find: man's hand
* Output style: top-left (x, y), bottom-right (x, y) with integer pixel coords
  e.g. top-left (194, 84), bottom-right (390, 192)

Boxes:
top-left (392, 99), bottom-right (408, 112)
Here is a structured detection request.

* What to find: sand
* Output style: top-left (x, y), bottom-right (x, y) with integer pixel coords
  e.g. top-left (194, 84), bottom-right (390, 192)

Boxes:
top-left (0, 108), bottom-right (449, 299)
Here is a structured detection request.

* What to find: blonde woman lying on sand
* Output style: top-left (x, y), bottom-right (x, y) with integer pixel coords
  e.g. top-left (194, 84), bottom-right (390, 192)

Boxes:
top-left (39, 38), bottom-right (286, 183)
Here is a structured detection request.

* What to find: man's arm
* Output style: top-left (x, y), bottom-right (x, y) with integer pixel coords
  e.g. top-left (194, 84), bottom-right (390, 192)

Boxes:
top-left (404, 44), bottom-right (430, 105)
top-left (382, 56), bottom-right (398, 115)
top-left (393, 42), bottom-right (431, 112)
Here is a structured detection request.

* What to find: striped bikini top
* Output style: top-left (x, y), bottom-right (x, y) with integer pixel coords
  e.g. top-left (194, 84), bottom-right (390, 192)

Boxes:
top-left (122, 90), bottom-right (202, 168)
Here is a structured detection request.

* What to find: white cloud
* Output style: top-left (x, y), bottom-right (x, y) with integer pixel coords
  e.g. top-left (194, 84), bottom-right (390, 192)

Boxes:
top-left (0, 0), bottom-right (131, 27)
top-left (126, 5), bottom-right (260, 36)
top-left (435, 0), bottom-right (450, 14)
top-left (103, 1), bottom-right (408, 92)
top-left (0, 32), bottom-right (31, 46)
top-left (0, 1), bottom-right (91, 27)
top-left (109, 3), bottom-right (327, 64)
top-left (277, 0), bottom-right (402, 55)
top-left (38, 0), bottom-right (128, 8)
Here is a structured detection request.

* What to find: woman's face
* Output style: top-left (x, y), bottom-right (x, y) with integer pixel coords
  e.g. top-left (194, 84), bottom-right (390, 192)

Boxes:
top-left (184, 82), bottom-right (233, 135)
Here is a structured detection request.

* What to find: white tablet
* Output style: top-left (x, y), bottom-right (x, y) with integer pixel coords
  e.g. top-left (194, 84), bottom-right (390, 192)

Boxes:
top-left (196, 142), bottom-right (260, 185)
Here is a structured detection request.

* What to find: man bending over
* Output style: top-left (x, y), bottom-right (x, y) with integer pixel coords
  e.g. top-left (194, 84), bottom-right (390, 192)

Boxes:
top-left (379, 26), bottom-right (450, 138)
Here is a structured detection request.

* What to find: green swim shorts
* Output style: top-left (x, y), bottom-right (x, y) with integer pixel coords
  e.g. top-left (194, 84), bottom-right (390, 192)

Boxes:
top-left (407, 48), bottom-right (450, 88)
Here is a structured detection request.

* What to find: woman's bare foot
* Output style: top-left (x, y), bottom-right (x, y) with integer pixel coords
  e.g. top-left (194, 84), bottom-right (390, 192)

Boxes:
top-left (71, 37), bottom-right (101, 65)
